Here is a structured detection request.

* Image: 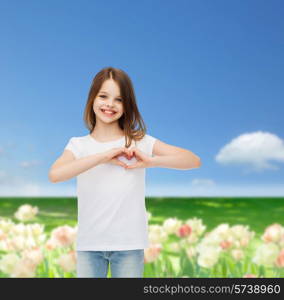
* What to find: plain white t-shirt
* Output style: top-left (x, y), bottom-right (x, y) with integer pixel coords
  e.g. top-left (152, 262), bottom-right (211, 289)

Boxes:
top-left (64, 133), bottom-right (157, 251)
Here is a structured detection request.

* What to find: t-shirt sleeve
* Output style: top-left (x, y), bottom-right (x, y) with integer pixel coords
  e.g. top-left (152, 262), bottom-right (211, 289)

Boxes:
top-left (64, 137), bottom-right (81, 159)
top-left (145, 134), bottom-right (157, 156)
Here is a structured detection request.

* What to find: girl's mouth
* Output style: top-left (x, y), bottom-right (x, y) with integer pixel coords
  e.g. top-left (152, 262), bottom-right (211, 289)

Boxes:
top-left (100, 109), bottom-right (117, 117)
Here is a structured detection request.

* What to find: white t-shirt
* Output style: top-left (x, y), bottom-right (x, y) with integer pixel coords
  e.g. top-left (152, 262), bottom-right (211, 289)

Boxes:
top-left (64, 133), bottom-right (157, 251)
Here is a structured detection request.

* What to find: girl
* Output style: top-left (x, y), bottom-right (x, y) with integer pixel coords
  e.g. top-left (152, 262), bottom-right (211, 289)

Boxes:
top-left (48, 67), bottom-right (201, 278)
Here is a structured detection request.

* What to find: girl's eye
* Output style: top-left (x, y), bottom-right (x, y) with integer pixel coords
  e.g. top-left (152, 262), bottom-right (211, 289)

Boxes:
top-left (99, 95), bottom-right (122, 101)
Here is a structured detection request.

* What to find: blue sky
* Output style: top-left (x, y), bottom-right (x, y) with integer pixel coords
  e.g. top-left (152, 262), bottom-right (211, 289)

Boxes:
top-left (0, 0), bottom-right (283, 197)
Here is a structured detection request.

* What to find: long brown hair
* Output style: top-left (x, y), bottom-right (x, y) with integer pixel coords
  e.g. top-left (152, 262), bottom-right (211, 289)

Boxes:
top-left (83, 67), bottom-right (147, 148)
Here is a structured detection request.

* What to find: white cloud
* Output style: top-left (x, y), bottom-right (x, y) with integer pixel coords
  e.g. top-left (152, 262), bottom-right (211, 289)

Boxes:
top-left (191, 178), bottom-right (216, 187)
top-left (0, 171), bottom-right (24, 185)
top-left (146, 182), bottom-right (284, 197)
top-left (0, 180), bottom-right (283, 197)
top-left (19, 183), bottom-right (41, 196)
top-left (215, 131), bottom-right (284, 172)
top-left (0, 182), bottom-right (76, 197)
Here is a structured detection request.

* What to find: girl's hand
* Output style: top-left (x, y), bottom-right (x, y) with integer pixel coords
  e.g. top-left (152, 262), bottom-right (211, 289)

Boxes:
top-left (103, 147), bottom-right (133, 169)
top-left (125, 147), bottom-right (152, 170)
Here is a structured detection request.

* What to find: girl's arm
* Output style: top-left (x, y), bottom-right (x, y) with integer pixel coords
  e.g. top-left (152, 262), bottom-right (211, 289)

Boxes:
top-left (150, 139), bottom-right (201, 170)
top-left (48, 150), bottom-right (107, 183)
top-left (150, 154), bottom-right (201, 170)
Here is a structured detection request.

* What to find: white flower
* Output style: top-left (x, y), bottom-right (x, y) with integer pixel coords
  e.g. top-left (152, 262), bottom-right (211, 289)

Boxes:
top-left (186, 233), bottom-right (199, 244)
top-left (10, 257), bottom-right (37, 278)
top-left (50, 225), bottom-right (76, 248)
top-left (14, 204), bottom-right (38, 222)
top-left (0, 228), bottom-right (7, 240)
top-left (0, 253), bottom-right (21, 275)
top-left (57, 251), bottom-right (77, 273)
top-left (0, 218), bottom-right (15, 233)
top-left (11, 223), bottom-right (26, 236)
top-left (45, 238), bottom-right (58, 250)
top-left (197, 246), bottom-right (221, 268)
top-left (144, 244), bottom-right (162, 263)
top-left (195, 227), bottom-right (225, 268)
top-left (162, 218), bottom-right (182, 235)
top-left (252, 243), bottom-right (280, 266)
top-left (26, 224), bottom-right (46, 244)
top-left (1, 235), bottom-right (16, 251)
top-left (279, 235), bottom-right (284, 249)
top-left (185, 217), bottom-right (206, 236)
top-left (231, 225), bottom-right (255, 248)
top-left (213, 224), bottom-right (231, 239)
top-left (148, 225), bottom-right (168, 244)
top-left (9, 235), bottom-right (26, 251)
top-left (197, 224), bottom-right (232, 250)
top-left (262, 223), bottom-right (284, 244)
top-left (21, 247), bottom-right (44, 267)
top-left (29, 223), bottom-right (45, 236)
top-left (231, 249), bottom-right (244, 261)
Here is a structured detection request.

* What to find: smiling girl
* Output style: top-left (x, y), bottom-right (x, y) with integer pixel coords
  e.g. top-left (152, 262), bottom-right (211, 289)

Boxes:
top-left (48, 67), bottom-right (201, 278)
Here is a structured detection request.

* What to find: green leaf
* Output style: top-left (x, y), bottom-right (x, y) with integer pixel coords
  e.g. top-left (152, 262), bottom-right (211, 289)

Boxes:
top-left (222, 258), bottom-right (227, 277)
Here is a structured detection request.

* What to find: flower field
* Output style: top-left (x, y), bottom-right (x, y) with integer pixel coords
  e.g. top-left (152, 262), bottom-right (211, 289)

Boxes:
top-left (0, 199), bottom-right (283, 278)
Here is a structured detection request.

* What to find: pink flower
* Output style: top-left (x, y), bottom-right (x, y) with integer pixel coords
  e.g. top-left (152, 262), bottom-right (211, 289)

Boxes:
top-left (44, 238), bottom-right (57, 250)
top-left (176, 224), bottom-right (192, 238)
top-left (240, 237), bottom-right (250, 247)
top-left (0, 229), bottom-right (7, 240)
top-left (275, 249), bottom-right (284, 268)
top-left (243, 274), bottom-right (257, 278)
top-left (220, 240), bottom-right (233, 250)
top-left (144, 244), bottom-right (162, 263)
top-left (21, 247), bottom-right (44, 268)
top-left (57, 250), bottom-right (77, 272)
top-left (50, 225), bottom-right (76, 248)
top-left (262, 224), bottom-right (283, 243)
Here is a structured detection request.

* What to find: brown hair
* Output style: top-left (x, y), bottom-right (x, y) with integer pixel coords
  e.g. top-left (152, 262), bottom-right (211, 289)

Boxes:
top-left (83, 67), bottom-right (147, 148)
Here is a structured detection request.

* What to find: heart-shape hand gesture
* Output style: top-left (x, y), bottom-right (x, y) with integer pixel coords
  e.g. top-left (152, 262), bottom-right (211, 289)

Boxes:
top-left (122, 147), bottom-right (152, 170)
top-left (104, 147), bottom-right (152, 170)
top-left (105, 147), bottom-right (133, 168)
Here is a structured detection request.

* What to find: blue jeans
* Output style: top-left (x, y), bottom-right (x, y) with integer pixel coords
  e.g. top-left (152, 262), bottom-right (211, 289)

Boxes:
top-left (76, 249), bottom-right (145, 278)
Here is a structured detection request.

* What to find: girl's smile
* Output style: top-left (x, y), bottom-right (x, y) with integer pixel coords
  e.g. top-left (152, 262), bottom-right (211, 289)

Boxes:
top-left (100, 108), bottom-right (117, 117)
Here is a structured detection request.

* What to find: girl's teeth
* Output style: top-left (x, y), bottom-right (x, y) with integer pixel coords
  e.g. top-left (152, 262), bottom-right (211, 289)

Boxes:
top-left (102, 109), bottom-right (115, 115)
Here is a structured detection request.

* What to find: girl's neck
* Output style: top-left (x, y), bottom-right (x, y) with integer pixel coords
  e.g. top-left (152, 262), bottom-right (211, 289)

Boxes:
top-left (91, 120), bottom-right (124, 140)
top-left (90, 129), bottom-right (124, 140)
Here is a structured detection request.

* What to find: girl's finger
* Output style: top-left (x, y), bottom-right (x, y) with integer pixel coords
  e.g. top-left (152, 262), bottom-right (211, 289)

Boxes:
top-left (132, 148), bottom-right (140, 158)
top-left (110, 158), bottom-right (128, 168)
top-left (124, 148), bottom-right (132, 159)
top-left (122, 148), bottom-right (128, 157)
top-left (115, 159), bottom-right (128, 168)
top-left (126, 163), bottom-right (139, 169)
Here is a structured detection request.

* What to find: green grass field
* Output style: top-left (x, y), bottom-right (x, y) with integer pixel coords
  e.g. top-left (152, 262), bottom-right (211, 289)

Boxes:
top-left (1, 196), bottom-right (283, 237)
top-left (0, 196), bottom-right (283, 278)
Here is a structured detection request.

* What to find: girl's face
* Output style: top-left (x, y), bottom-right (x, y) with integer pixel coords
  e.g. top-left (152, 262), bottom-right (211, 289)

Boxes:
top-left (93, 79), bottom-right (124, 123)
